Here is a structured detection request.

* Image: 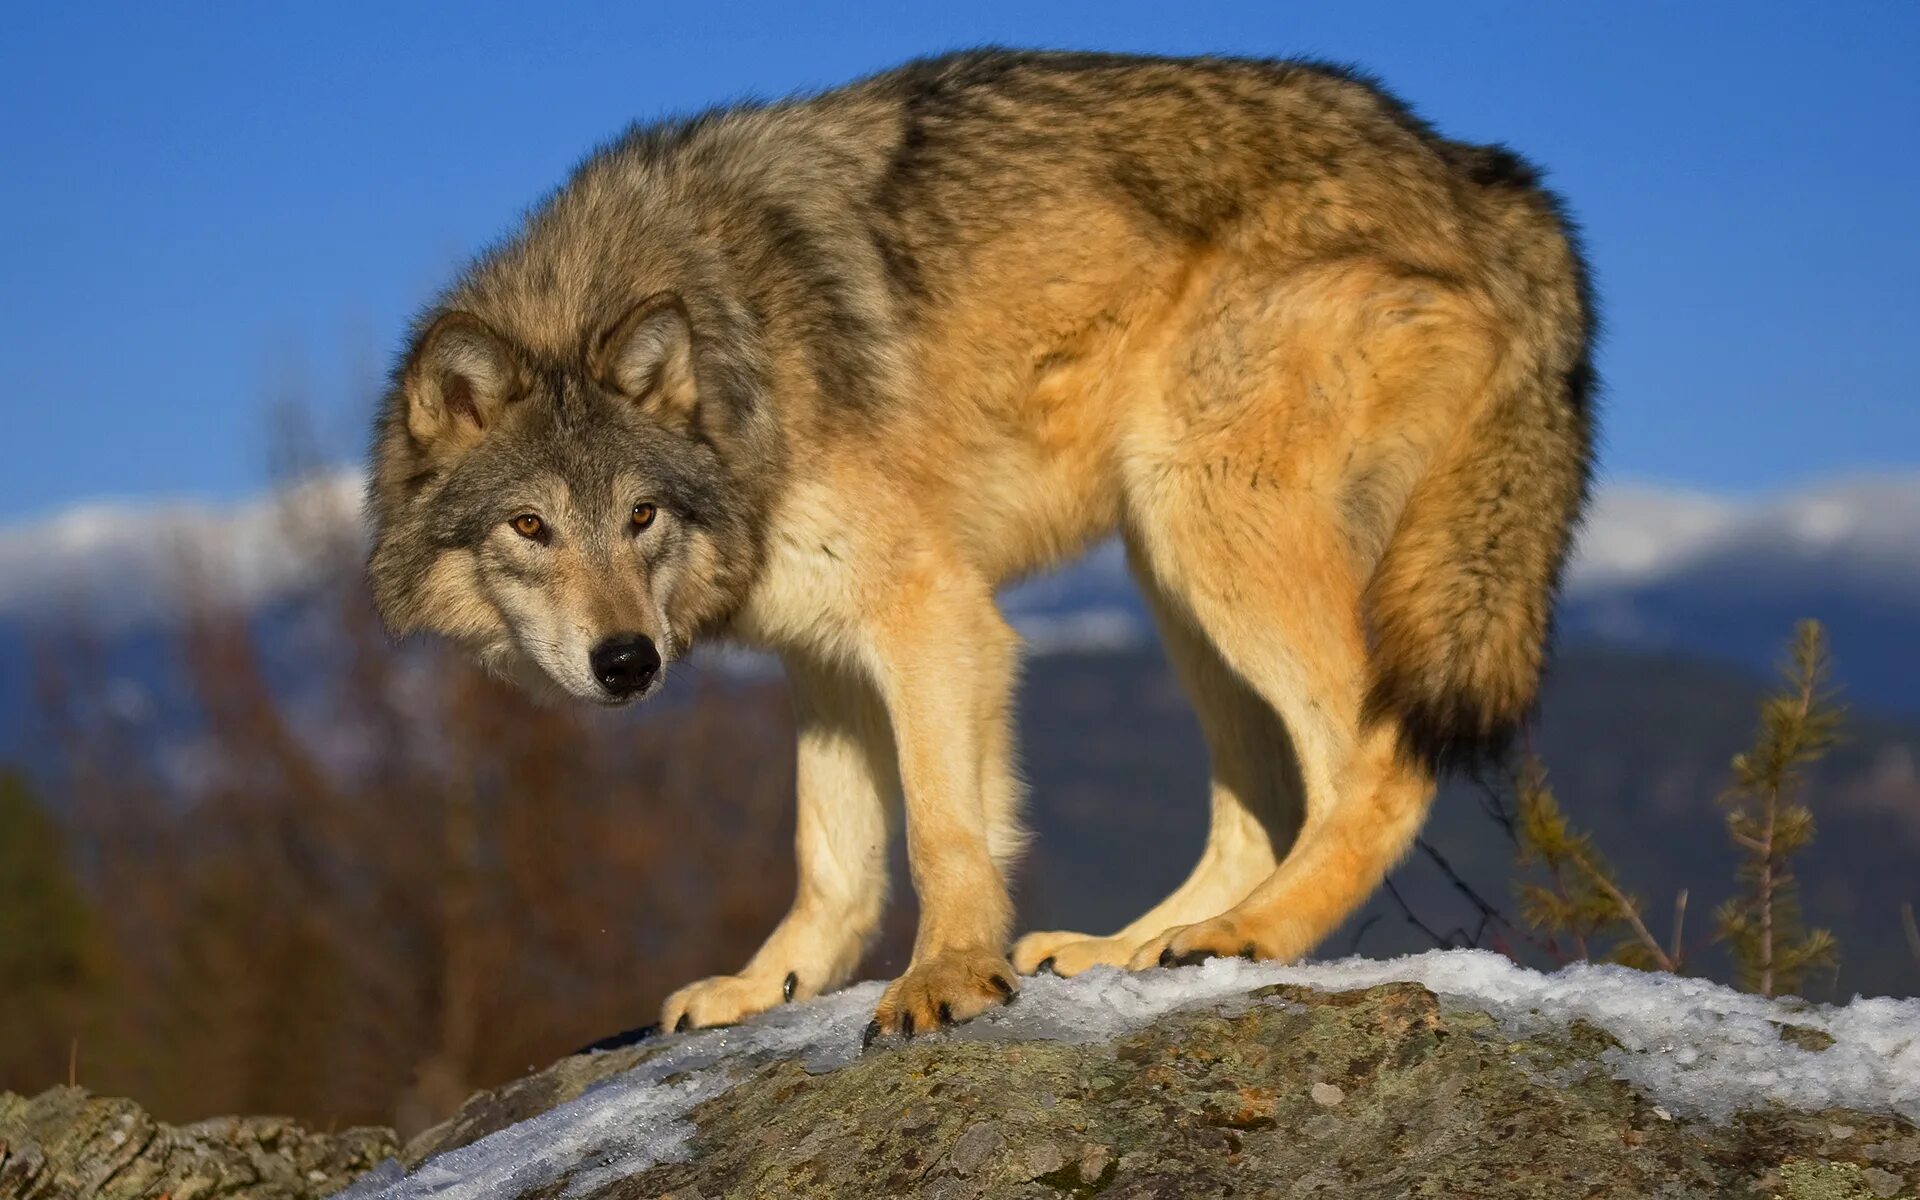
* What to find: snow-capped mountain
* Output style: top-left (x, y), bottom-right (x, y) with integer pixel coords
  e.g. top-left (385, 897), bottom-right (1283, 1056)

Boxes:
top-left (1557, 477), bottom-right (1920, 712)
top-left (0, 471), bottom-right (366, 628)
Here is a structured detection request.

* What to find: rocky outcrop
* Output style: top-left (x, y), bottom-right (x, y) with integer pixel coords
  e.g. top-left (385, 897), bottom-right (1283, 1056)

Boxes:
top-left (0, 1086), bottom-right (393, 1200)
top-left (6, 974), bottom-right (1917, 1199)
top-left (394, 980), bottom-right (1918, 1199)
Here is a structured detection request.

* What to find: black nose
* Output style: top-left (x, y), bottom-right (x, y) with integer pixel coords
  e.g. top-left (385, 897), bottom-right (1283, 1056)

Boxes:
top-left (589, 635), bottom-right (660, 699)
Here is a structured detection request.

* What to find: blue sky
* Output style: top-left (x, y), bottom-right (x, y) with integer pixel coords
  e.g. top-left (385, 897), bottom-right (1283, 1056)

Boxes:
top-left (2, 2), bottom-right (1916, 519)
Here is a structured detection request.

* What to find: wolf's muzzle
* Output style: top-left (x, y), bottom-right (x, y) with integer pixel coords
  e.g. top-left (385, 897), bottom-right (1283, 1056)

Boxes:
top-left (590, 634), bottom-right (661, 699)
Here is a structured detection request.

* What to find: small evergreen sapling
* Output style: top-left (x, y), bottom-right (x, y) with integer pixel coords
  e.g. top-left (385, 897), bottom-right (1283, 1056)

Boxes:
top-left (1714, 619), bottom-right (1842, 998)
top-left (1509, 620), bottom-right (1846, 991)
top-left (1513, 756), bottom-right (1682, 972)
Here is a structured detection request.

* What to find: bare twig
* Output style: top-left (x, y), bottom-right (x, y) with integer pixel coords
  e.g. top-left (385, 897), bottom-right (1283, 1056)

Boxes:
top-left (1902, 902), bottom-right (1920, 965)
top-left (1668, 889), bottom-right (1689, 972)
top-left (1416, 837), bottom-right (1523, 939)
top-left (1342, 913), bottom-right (1382, 957)
top-left (1474, 775), bottom-right (1520, 844)
top-left (1383, 877), bottom-right (1452, 949)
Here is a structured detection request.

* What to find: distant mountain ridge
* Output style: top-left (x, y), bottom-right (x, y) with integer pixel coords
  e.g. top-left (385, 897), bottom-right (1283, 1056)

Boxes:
top-left (3, 468), bottom-right (1920, 614)
top-left (5, 471), bottom-right (1917, 624)
top-left (1, 472), bottom-right (1916, 767)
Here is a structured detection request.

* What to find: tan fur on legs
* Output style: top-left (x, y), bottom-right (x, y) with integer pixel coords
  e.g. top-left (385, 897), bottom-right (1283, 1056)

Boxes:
top-left (862, 557), bottom-right (1021, 1038)
top-left (1011, 547), bottom-right (1301, 975)
top-left (975, 617), bottom-right (1031, 880)
top-left (1118, 494), bottom-right (1372, 965)
top-left (661, 657), bottom-right (897, 1030)
top-left (1132, 724), bottom-right (1435, 967)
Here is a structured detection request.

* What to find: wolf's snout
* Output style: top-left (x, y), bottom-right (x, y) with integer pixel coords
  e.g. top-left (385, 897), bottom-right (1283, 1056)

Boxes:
top-left (590, 634), bottom-right (661, 699)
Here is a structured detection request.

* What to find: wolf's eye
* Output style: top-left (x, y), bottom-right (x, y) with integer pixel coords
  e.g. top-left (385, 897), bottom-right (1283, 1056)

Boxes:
top-left (631, 503), bottom-right (657, 531)
top-left (510, 513), bottom-right (545, 540)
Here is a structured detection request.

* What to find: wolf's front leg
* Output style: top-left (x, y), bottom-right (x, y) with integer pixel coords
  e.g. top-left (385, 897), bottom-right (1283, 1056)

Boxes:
top-left (660, 658), bottom-right (896, 1031)
top-left (862, 574), bottom-right (1022, 1041)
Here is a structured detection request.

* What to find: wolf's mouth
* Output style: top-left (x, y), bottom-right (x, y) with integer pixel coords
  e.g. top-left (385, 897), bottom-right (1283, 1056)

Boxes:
top-left (586, 677), bottom-right (662, 708)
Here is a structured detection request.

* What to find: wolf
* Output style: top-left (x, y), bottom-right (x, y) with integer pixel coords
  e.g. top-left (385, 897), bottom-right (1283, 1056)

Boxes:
top-left (367, 49), bottom-right (1595, 1040)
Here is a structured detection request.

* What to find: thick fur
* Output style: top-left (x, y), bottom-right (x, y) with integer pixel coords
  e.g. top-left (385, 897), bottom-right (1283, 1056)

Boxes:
top-left (366, 50), bottom-right (1595, 1035)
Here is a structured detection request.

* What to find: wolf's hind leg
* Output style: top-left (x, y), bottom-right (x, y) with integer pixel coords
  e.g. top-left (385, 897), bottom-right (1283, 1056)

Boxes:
top-left (1116, 261), bottom-right (1482, 967)
top-left (660, 657), bottom-right (896, 1031)
top-left (1114, 487), bottom-right (1382, 966)
top-left (1135, 721), bottom-right (1435, 969)
top-left (1011, 548), bottom-right (1300, 975)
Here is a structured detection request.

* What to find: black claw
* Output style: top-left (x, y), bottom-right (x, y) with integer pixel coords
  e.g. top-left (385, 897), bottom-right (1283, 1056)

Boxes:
top-left (1159, 948), bottom-right (1177, 968)
top-left (862, 1019), bottom-right (881, 1049)
top-left (783, 971), bottom-right (798, 1003)
top-left (990, 975), bottom-right (1017, 1001)
top-left (1035, 956), bottom-right (1057, 976)
top-left (1240, 944), bottom-right (1258, 961)
top-left (674, 1013), bottom-right (691, 1033)
top-left (1173, 949), bottom-right (1216, 968)
top-left (902, 1012), bottom-right (916, 1039)
top-left (937, 1002), bottom-right (954, 1026)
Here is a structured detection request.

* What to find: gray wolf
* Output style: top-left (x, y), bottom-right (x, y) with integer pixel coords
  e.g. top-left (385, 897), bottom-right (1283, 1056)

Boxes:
top-left (366, 49), bottom-right (1595, 1039)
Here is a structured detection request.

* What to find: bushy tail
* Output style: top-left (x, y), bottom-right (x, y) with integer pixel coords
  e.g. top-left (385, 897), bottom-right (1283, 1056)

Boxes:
top-left (1362, 339), bottom-right (1596, 776)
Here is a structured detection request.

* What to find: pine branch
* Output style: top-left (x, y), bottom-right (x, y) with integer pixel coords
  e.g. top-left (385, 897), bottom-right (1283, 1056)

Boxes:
top-left (1565, 843), bottom-right (1676, 974)
top-left (1508, 753), bottom-right (1676, 970)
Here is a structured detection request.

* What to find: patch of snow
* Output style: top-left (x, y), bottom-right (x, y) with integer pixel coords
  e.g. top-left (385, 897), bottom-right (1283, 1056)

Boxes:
top-left (336, 983), bottom-right (886, 1200)
top-left (1247, 952), bottom-right (1920, 1124)
top-left (344, 950), bottom-right (1920, 1200)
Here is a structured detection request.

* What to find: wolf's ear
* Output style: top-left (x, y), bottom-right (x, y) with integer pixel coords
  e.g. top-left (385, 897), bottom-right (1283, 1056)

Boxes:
top-left (402, 312), bottom-right (518, 459)
top-left (590, 293), bottom-right (698, 422)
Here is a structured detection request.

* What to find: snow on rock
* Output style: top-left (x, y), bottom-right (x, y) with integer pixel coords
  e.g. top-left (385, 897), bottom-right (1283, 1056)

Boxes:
top-left (344, 950), bottom-right (1920, 1200)
top-left (1254, 952), bottom-right (1920, 1123)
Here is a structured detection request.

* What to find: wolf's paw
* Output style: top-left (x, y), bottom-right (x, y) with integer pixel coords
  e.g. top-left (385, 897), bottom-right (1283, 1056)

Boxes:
top-left (1128, 916), bottom-right (1266, 971)
top-left (1012, 930), bottom-right (1137, 976)
top-left (864, 949), bottom-right (1017, 1046)
top-left (660, 969), bottom-right (803, 1032)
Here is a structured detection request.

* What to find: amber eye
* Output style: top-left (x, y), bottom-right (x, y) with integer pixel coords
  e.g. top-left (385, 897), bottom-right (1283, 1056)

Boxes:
top-left (510, 513), bottom-right (545, 540)
top-left (631, 503), bottom-right (657, 531)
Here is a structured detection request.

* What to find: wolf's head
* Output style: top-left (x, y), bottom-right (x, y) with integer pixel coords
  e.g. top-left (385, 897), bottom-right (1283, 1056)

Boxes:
top-left (367, 293), bottom-right (766, 706)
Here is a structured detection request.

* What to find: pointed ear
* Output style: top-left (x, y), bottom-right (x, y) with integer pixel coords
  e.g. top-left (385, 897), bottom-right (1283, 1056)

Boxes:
top-left (590, 292), bottom-right (697, 421)
top-left (402, 312), bottom-right (518, 459)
